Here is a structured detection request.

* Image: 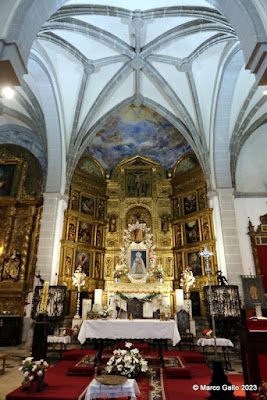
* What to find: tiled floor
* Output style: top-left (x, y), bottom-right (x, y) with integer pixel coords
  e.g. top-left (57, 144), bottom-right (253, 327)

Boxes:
top-left (0, 342), bottom-right (243, 400)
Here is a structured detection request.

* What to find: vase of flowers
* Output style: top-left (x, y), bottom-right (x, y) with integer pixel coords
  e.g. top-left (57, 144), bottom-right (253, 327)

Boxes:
top-left (153, 265), bottom-right (164, 282)
top-left (20, 357), bottom-right (49, 392)
top-left (105, 342), bottom-right (148, 378)
top-left (98, 305), bottom-right (113, 319)
top-left (114, 264), bottom-right (128, 283)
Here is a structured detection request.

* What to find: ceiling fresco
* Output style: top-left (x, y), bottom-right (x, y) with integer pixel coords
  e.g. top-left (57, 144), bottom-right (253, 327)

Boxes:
top-left (84, 106), bottom-right (191, 171)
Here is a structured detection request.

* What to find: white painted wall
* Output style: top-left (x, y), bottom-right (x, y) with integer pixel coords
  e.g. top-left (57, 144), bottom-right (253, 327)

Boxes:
top-left (234, 196), bottom-right (267, 276)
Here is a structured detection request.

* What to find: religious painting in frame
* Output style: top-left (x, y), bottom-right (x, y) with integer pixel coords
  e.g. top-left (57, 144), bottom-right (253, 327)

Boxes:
top-left (241, 276), bottom-right (265, 309)
top-left (0, 162), bottom-right (17, 198)
top-left (185, 220), bottom-right (200, 244)
top-left (187, 251), bottom-right (202, 276)
top-left (78, 221), bottom-right (93, 244)
top-left (129, 249), bottom-right (147, 276)
top-left (126, 169), bottom-right (152, 197)
top-left (80, 195), bottom-right (95, 216)
top-left (75, 251), bottom-right (91, 276)
top-left (183, 192), bottom-right (197, 215)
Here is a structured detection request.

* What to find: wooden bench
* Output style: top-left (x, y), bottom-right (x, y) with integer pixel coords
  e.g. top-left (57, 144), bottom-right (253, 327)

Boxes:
top-left (0, 353), bottom-right (7, 374)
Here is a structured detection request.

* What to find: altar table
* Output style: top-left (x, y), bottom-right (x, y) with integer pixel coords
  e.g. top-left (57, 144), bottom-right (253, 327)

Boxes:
top-left (85, 378), bottom-right (140, 400)
top-left (78, 319), bottom-right (180, 346)
top-left (47, 335), bottom-right (71, 357)
top-left (78, 319), bottom-right (180, 367)
top-left (197, 338), bottom-right (234, 370)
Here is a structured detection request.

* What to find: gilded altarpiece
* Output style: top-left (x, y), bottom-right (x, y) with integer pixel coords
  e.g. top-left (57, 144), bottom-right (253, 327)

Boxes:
top-left (104, 156), bottom-right (174, 308)
top-left (0, 145), bottom-right (43, 315)
top-left (58, 157), bottom-right (107, 315)
top-left (171, 154), bottom-right (217, 316)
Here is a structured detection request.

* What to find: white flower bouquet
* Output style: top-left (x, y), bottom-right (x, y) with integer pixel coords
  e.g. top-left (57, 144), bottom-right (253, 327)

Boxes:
top-left (98, 305), bottom-right (113, 319)
top-left (19, 357), bottom-right (49, 386)
top-left (105, 342), bottom-right (148, 378)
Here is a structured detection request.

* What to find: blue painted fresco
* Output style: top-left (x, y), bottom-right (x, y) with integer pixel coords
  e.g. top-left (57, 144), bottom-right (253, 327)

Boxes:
top-left (0, 125), bottom-right (46, 186)
top-left (84, 106), bottom-right (191, 170)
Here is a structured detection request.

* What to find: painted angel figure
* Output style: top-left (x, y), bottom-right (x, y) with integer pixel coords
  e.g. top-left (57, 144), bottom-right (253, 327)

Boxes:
top-left (180, 266), bottom-right (195, 299)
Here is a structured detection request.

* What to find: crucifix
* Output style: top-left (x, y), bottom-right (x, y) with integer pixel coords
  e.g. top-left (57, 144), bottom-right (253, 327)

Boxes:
top-left (199, 246), bottom-right (218, 359)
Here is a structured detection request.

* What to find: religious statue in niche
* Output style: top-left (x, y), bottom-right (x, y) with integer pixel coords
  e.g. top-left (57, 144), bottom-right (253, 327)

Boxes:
top-left (126, 208), bottom-right (151, 230)
top-left (2, 249), bottom-right (21, 280)
top-left (202, 221), bottom-right (210, 241)
top-left (94, 254), bottom-right (101, 279)
top-left (161, 214), bottom-right (170, 232)
top-left (173, 199), bottom-right (180, 219)
top-left (65, 255), bottom-right (72, 276)
top-left (97, 200), bottom-right (105, 219)
top-left (126, 170), bottom-right (151, 197)
top-left (199, 189), bottom-right (206, 210)
top-left (71, 191), bottom-right (79, 211)
top-left (183, 193), bottom-right (197, 215)
top-left (174, 224), bottom-right (182, 246)
top-left (109, 215), bottom-right (117, 232)
top-left (68, 222), bottom-right (76, 241)
top-left (96, 225), bottom-right (103, 247)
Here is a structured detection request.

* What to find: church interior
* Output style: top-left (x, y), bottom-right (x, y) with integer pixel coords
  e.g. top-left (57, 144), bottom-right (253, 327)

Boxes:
top-left (0, 1), bottom-right (267, 399)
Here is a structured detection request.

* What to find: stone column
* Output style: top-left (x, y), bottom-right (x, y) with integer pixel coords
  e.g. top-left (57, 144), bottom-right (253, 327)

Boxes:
top-left (210, 188), bottom-right (244, 300)
top-left (36, 193), bottom-right (68, 285)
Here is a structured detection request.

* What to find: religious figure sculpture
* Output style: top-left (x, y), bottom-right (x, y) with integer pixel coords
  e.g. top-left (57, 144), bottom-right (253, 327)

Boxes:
top-left (217, 270), bottom-right (228, 286)
top-left (2, 249), bottom-right (21, 280)
top-left (131, 251), bottom-right (146, 274)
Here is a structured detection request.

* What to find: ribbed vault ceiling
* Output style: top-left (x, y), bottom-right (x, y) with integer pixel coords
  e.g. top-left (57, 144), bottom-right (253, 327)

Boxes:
top-left (0, 0), bottom-right (266, 192)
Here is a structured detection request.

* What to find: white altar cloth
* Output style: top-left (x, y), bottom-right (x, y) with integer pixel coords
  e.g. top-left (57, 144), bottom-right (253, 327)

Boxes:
top-left (85, 378), bottom-right (140, 400)
top-left (197, 338), bottom-right (234, 347)
top-left (78, 319), bottom-right (180, 346)
top-left (47, 335), bottom-right (71, 344)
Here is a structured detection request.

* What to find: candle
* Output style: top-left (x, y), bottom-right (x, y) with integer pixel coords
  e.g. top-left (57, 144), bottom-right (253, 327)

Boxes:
top-left (40, 281), bottom-right (49, 313)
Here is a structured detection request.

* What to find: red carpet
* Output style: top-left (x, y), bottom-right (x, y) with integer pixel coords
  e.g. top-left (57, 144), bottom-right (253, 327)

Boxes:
top-left (6, 350), bottom-right (245, 400)
top-left (6, 361), bottom-right (93, 400)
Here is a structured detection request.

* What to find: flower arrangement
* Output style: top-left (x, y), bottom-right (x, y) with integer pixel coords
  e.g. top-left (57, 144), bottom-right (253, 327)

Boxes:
top-left (114, 264), bottom-right (128, 279)
top-left (98, 305), bottom-right (113, 319)
top-left (105, 342), bottom-right (148, 378)
top-left (20, 357), bottom-right (48, 386)
top-left (72, 265), bottom-right (87, 290)
top-left (153, 265), bottom-right (164, 279)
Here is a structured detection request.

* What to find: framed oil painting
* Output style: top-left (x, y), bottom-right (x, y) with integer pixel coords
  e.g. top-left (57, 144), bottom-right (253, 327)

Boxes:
top-left (187, 251), bottom-right (202, 276)
top-left (75, 251), bottom-right (91, 276)
top-left (130, 250), bottom-right (147, 276)
top-left (241, 276), bottom-right (265, 309)
top-left (183, 193), bottom-right (197, 215)
top-left (81, 196), bottom-right (95, 216)
top-left (0, 163), bottom-right (16, 197)
top-left (185, 220), bottom-right (200, 243)
top-left (78, 221), bottom-right (93, 244)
